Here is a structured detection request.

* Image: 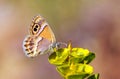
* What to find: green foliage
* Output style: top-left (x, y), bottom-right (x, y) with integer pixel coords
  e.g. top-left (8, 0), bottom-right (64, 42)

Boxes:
top-left (88, 74), bottom-right (99, 79)
top-left (48, 43), bottom-right (99, 79)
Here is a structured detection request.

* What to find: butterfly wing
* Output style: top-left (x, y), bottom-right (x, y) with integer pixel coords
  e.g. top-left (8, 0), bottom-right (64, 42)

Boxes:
top-left (23, 15), bottom-right (56, 57)
top-left (23, 35), bottom-right (40, 57)
top-left (29, 15), bottom-right (56, 43)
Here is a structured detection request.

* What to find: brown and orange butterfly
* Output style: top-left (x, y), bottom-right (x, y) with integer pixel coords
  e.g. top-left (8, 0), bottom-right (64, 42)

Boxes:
top-left (23, 15), bottom-right (59, 57)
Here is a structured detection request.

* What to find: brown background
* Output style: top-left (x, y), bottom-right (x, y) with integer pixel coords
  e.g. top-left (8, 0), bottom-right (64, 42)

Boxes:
top-left (0, 0), bottom-right (120, 79)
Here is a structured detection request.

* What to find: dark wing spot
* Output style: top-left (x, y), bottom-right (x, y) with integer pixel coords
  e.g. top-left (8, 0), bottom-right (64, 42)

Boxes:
top-left (27, 52), bottom-right (31, 55)
top-left (26, 51), bottom-right (34, 55)
top-left (34, 28), bottom-right (37, 31)
top-left (25, 49), bottom-right (29, 51)
top-left (24, 44), bottom-right (28, 47)
top-left (35, 25), bottom-right (38, 28)
top-left (31, 51), bottom-right (34, 53)
top-left (29, 42), bottom-right (34, 46)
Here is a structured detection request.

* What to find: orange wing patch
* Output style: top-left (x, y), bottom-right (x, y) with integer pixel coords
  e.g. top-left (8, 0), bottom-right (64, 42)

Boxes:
top-left (39, 25), bottom-right (55, 43)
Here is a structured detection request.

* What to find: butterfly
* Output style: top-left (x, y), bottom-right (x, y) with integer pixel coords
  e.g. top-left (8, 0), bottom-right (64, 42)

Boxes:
top-left (23, 15), bottom-right (60, 57)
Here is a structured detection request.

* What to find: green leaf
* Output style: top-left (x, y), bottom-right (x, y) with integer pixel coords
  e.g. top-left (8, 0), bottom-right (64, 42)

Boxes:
top-left (67, 74), bottom-right (89, 79)
top-left (84, 64), bottom-right (93, 74)
top-left (69, 63), bottom-right (93, 74)
top-left (69, 49), bottom-right (93, 64)
top-left (57, 64), bottom-right (70, 77)
top-left (88, 74), bottom-right (99, 79)
top-left (48, 48), bottom-right (69, 65)
top-left (69, 57), bottom-right (83, 64)
top-left (81, 52), bottom-right (95, 64)
top-left (56, 63), bottom-right (93, 78)
top-left (70, 48), bottom-right (90, 58)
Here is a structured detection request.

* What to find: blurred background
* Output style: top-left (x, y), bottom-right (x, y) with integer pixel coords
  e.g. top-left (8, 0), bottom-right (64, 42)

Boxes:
top-left (0, 0), bottom-right (120, 79)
